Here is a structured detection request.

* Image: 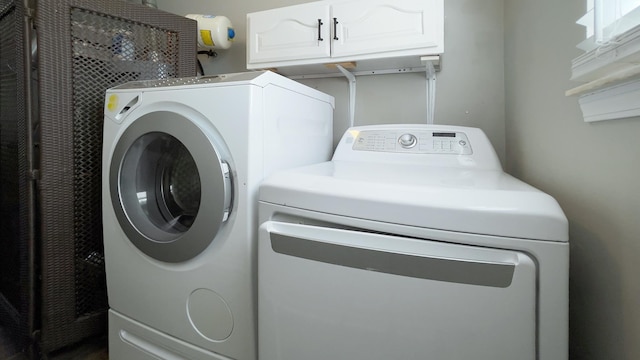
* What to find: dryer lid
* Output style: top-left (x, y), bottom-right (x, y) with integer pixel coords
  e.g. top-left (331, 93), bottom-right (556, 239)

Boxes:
top-left (259, 160), bottom-right (568, 242)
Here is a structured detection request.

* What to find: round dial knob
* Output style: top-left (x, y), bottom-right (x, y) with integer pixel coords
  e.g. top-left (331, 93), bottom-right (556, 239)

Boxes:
top-left (398, 133), bottom-right (417, 149)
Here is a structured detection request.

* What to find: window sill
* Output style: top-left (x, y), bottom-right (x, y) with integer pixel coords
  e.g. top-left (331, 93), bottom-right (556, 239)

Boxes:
top-left (568, 24), bottom-right (640, 122)
top-left (574, 80), bottom-right (640, 122)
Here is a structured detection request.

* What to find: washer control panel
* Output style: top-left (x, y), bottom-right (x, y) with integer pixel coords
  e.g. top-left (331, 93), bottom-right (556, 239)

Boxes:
top-left (352, 129), bottom-right (472, 155)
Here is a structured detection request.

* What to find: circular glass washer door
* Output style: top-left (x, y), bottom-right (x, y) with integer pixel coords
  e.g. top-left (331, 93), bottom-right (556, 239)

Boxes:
top-left (110, 111), bottom-right (232, 263)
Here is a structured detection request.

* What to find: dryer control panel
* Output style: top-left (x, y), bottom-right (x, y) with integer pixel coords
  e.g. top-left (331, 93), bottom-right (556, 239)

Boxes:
top-left (333, 125), bottom-right (502, 170)
top-left (352, 129), bottom-right (472, 155)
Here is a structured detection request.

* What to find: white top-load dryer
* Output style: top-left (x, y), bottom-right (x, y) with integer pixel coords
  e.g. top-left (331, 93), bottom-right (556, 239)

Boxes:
top-left (258, 124), bottom-right (568, 360)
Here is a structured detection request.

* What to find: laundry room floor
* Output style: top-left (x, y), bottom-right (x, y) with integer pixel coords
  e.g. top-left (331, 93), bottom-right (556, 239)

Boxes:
top-left (0, 326), bottom-right (108, 360)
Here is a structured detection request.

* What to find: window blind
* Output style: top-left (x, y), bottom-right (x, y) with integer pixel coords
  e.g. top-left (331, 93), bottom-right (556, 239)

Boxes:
top-left (568, 0), bottom-right (640, 122)
top-left (577, 0), bottom-right (640, 51)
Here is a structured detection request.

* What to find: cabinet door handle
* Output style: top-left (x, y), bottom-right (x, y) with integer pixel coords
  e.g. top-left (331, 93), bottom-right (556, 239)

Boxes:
top-left (333, 18), bottom-right (339, 40)
top-left (317, 19), bottom-right (324, 41)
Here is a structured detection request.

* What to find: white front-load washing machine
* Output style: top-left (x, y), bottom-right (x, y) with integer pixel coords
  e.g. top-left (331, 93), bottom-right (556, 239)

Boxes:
top-left (258, 124), bottom-right (569, 360)
top-left (102, 71), bottom-right (333, 360)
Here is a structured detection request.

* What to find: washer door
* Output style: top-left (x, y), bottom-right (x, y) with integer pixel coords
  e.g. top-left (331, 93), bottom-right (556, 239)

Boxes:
top-left (110, 111), bottom-right (232, 262)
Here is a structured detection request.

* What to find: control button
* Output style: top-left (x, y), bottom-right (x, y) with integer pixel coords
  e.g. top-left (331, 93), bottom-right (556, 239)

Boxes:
top-left (398, 133), bottom-right (417, 149)
top-left (459, 140), bottom-right (467, 146)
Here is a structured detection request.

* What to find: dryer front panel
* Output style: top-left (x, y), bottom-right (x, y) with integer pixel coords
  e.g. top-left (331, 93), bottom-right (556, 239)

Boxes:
top-left (110, 111), bottom-right (232, 263)
top-left (259, 221), bottom-right (537, 360)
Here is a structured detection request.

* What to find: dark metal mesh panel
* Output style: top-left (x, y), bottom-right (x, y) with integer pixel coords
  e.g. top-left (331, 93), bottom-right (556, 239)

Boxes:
top-left (0, 0), bottom-right (30, 357)
top-left (0, 1), bottom-right (20, 315)
top-left (70, 7), bottom-right (182, 318)
top-left (36, 0), bottom-right (196, 352)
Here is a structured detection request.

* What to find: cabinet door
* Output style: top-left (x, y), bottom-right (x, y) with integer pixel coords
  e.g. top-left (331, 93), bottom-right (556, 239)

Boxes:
top-left (331, 0), bottom-right (444, 59)
top-left (247, 2), bottom-right (331, 65)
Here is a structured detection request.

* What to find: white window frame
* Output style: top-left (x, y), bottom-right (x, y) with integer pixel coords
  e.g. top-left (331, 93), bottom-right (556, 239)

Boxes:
top-left (568, 0), bottom-right (640, 122)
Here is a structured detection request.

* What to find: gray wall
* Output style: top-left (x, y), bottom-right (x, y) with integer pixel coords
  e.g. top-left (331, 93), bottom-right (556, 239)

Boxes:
top-left (155, 0), bottom-right (506, 160)
top-left (505, 0), bottom-right (640, 359)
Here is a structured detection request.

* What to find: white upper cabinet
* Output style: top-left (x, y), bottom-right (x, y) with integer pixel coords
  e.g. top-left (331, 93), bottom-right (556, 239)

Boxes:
top-left (247, 0), bottom-right (444, 71)
top-left (247, 2), bottom-right (331, 65)
top-left (331, 0), bottom-right (443, 58)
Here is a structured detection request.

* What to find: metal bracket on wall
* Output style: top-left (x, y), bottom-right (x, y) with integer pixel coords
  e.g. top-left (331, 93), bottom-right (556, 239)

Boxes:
top-left (422, 55), bottom-right (440, 124)
top-left (335, 64), bottom-right (357, 128)
top-left (288, 55), bottom-right (442, 128)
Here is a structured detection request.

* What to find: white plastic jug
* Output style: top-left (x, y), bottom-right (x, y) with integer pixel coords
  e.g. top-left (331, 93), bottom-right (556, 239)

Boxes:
top-left (186, 14), bottom-right (236, 50)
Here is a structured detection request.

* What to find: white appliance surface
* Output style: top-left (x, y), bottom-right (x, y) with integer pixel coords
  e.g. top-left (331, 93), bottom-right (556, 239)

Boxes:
top-left (102, 71), bottom-right (333, 360)
top-left (260, 124), bottom-right (567, 242)
top-left (258, 124), bottom-right (569, 360)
